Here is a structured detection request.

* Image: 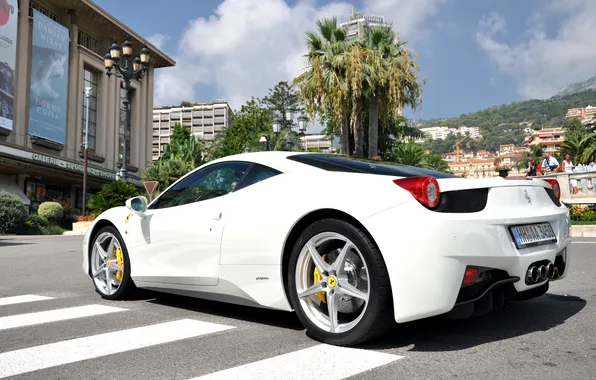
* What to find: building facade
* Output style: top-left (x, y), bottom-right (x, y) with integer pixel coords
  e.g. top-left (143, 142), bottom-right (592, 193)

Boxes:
top-left (340, 7), bottom-right (392, 41)
top-left (523, 126), bottom-right (566, 156)
top-left (0, 0), bottom-right (174, 213)
top-left (566, 105), bottom-right (596, 124)
top-left (152, 101), bottom-right (232, 160)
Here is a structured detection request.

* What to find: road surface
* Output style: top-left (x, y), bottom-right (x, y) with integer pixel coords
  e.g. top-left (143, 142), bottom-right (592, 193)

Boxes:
top-left (0, 235), bottom-right (595, 379)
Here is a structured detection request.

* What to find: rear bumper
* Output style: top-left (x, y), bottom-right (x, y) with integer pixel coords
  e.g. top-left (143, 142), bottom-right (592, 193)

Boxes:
top-left (361, 199), bottom-right (572, 323)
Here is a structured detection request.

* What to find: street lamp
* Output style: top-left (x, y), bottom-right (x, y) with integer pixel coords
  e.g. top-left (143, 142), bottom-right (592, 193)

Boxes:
top-left (297, 114), bottom-right (308, 151)
top-left (82, 86), bottom-right (91, 216)
top-left (104, 37), bottom-right (150, 181)
top-left (261, 116), bottom-right (282, 151)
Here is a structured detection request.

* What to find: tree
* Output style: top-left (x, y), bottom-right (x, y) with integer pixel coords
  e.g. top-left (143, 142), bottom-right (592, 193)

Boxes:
top-left (169, 123), bottom-right (191, 156)
top-left (210, 97), bottom-right (273, 158)
top-left (294, 17), bottom-right (351, 155)
top-left (363, 26), bottom-right (423, 159)
top-left (87, 181), bottom-right (140, 216)
top-left (141, 122), bottom-right (205, 194)
top-left (262, 81), bottom-right (304, 129)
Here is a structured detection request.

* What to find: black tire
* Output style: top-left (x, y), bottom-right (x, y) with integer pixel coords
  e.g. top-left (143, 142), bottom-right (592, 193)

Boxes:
top-left (90, 225), bottom-right (137, 300)
top-left (287, 218), bottom-right (394, 346)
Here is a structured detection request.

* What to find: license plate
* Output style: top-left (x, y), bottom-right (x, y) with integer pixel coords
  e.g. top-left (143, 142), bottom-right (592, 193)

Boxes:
top-left (509, 222), bottom-right (557, 248)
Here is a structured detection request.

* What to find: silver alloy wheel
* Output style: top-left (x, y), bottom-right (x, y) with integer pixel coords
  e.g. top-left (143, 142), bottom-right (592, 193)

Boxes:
top-left (90, 231), bottom-right (124, 296)
top-left (295, 231), bottom-right (370, 334)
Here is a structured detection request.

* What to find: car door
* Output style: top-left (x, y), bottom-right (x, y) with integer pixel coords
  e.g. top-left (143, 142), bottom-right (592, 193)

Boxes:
top-left (127, 161), bottom-right (252, 287)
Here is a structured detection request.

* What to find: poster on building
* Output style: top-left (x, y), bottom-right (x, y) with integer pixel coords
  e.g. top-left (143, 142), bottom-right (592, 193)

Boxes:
top-left (28, 9), bottom-right (69, 145)
top-left (0, 0), bottom-right (18, 132)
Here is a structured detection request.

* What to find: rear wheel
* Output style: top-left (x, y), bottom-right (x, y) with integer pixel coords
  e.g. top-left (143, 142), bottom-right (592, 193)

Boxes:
top-left (287, 218), bottom-right (394, 346)
top-left (89, 225), bottom-right (136, 300)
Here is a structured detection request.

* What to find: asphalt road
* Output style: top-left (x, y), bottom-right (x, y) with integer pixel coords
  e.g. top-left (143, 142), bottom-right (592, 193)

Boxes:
top-left (0, 235), bottom-right (595, 380)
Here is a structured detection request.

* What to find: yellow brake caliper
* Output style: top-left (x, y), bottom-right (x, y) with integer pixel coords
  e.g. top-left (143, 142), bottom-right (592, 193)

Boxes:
top-left (115, 247), bottom-right (124, 281)
top-left (313, 254), bottom-right (327, 303)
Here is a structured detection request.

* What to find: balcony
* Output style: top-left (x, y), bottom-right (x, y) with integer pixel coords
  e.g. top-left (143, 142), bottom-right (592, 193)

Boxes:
top-left (536, 165), bottom-right (596, 204)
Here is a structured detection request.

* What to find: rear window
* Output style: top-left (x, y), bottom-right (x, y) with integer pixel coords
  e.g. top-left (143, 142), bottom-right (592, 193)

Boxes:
top-left (287, 154), bottom-right (458, 179)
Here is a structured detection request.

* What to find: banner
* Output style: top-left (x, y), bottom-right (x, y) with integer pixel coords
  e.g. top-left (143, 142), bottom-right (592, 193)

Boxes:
top-left (28, 9), bottom-right (69, 145)
top-left (0, 0), bottom-right (18, 131)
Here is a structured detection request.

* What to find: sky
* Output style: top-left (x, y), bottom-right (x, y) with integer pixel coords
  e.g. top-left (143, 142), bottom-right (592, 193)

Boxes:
top-left (95, 0), bottom-right (596, 132)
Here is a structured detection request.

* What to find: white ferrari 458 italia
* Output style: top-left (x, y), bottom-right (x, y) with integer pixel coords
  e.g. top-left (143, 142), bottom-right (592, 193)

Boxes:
top-left (82, 151), bottom-right (571, 346)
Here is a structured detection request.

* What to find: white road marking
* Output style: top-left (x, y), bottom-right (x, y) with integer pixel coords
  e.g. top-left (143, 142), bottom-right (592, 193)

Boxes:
top-left (0, 304), bottom-right (127, 331)
top-left (189, 343), bottom-right (404, 380)
top-left (571, 241), bottom-right (596, 244)
top-left (0, 294), bottom-right (53, 306)
top-left (0, 319), bottom-right (235, 379)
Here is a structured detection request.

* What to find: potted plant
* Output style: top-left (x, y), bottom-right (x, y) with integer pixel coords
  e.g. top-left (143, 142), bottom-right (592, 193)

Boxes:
top-left (495, 165), bottom-right (510, 178)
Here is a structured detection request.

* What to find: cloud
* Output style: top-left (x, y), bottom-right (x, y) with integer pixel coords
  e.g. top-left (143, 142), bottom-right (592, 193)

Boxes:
top-left (476, 0), bottom-right (596, 99)
top-left (147, 33), bottom-right (170, 50)
top-left (152, 0), bottom-right (450, 115)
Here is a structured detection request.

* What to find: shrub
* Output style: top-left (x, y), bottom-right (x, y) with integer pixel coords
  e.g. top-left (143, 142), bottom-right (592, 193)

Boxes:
top-left (38, 201), bottom-right (64, 221)
top-left (87, 180), bottom-right (140, 216)
top-left (41, 225), bottom-right (66, 235)
top-left (0, 190), bottom-right (28, 234)
top-left (25, 214), bottom-right (49, 229)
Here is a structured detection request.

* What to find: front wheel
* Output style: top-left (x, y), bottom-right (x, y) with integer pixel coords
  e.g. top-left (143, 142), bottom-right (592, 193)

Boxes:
top-left (287, 218), bottom-right (394, 346)
top-left (89, 225), bottom-right (136, 300)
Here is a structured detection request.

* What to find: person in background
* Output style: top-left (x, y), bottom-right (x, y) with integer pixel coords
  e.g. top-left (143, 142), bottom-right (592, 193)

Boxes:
top-left (541, 153), bottom-right (559, 173)
top-left (561, 153), bottom-right (578, 194)
top-left (526, 158), bottom-right (537, 177)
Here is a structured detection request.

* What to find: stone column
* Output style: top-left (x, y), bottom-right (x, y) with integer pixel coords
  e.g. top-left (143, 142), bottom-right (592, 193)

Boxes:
top-left (12, 0), bottom-right (31, 146)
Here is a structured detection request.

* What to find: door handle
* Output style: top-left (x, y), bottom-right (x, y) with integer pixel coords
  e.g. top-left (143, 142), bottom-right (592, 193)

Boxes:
top-left (213, 212), bottom-right (222, 221)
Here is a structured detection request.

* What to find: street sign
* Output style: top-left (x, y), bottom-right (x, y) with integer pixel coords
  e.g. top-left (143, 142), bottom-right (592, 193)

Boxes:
top-left (143, 181), bottom-right (158, 200)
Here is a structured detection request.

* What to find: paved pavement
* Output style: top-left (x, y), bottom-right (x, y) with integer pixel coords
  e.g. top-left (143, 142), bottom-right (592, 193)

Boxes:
top-left (0, 235), bottom-right (595, 379)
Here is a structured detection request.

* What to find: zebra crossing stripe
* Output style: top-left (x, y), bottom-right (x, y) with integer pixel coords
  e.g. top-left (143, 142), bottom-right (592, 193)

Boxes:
top-left (0, 319), bottom-right (235, 379)
top-left (0, 304), bottom-right (127, 331)
top-left (188, 343), bottom-right (404, 380)
top-left (0, 294), bottom-right (53, 306)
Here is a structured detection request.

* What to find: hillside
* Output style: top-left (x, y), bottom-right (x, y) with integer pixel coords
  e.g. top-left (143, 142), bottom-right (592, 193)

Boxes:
top-left (417, 89), bottom-right (596, 155)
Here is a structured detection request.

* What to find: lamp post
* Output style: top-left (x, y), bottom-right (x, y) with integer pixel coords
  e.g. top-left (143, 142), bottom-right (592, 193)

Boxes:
top-left (82, 86), bottom-right (91, 215)
top-left (297, 113), bottom-right (308, 151)
top-left (260, 117), bottom-right (281, 151)
top-left (103, 37), bottom-right (150, 182)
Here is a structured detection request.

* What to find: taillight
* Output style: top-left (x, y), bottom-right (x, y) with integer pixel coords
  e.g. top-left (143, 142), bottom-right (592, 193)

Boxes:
top-left (543, 179), bottom-right (561, 199)
top-left (393, 176), bottom-right (441, 209)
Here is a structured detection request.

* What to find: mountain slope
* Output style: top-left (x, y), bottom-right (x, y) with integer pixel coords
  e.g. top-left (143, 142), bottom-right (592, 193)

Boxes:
top-left (553, 75), bottom-right (596, 98)
top-left (417, 90), bottom-right (596, 154)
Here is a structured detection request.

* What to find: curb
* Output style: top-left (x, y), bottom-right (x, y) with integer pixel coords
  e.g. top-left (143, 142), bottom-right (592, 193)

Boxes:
top-left (570, 225), bottom-right (596, 237)
top-left (62, 230), bottom-right (87, 236)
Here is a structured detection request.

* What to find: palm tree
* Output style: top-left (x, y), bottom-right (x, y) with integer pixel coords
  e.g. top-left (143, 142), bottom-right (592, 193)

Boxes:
top-left (362, 26), bottom-right (423, 159)
top-left (294, 17), bottom-right (351, 155)
top-left (561, 133), bottom-right (596, 164)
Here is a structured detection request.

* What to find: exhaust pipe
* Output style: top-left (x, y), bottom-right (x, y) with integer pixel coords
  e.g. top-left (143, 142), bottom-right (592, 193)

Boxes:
top-left (538, 265), bottom-right (547, 280)
top-left (546, 263), bottom-right (555, 279)
top-left (526, 266), bottom-right (539, 283)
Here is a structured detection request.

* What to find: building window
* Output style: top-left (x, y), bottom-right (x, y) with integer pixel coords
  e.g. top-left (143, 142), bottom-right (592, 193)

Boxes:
top-left (119, 84), bottom-right (135, 165)
top-left (29, 2), bottom-right (59, 21)
top-left (82, 67), bottom-right (99, 153)
top-left (77, 30), bottom-right (102, 56)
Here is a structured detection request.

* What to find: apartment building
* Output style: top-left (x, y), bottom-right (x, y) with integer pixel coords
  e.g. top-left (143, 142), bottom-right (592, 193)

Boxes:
top-left (523, 126), bottom-right (566, 156)
top-left (152, 100), bottom-right (232, 160)
top-left (0, 0), bottom-right (174, 213)
top-left (566, 105), bottom-right (596, 123)
top-left (416, 125), bottom-right (482, 141)
top-left (340, 7), bottom-right (392, 41)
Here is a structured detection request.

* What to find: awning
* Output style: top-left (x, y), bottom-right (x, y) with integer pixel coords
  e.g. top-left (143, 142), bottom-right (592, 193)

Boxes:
top-left (0, 174), bottom-right (30, 205)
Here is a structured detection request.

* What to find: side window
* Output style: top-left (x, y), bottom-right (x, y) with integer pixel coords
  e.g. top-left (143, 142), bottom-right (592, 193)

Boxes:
top-left (234, 163), bottom-right (281, 192)
top-left (150, 161), bottom-right (252, 209)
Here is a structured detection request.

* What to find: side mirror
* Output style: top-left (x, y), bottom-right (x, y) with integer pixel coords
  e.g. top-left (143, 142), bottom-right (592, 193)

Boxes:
top-left (125, 196), bottom-right (148, 216)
